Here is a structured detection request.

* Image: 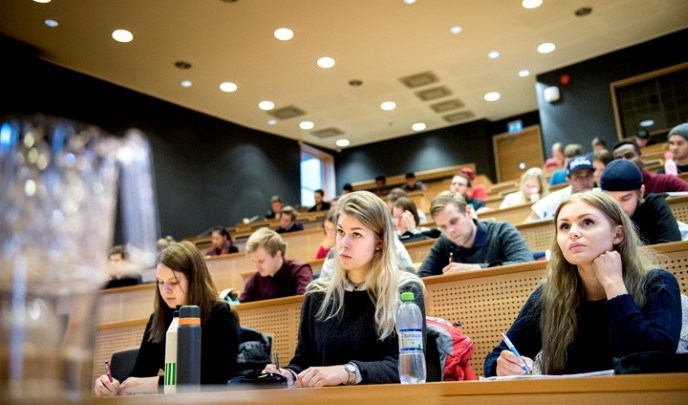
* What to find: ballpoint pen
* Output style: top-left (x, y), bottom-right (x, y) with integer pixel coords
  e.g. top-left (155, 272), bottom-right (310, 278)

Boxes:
top-left (105, 361), bottom-right (113, 382)
top-left (501, 333), bottom-right (531, 374)
top-left (273, 352), bottom-right (280, 372)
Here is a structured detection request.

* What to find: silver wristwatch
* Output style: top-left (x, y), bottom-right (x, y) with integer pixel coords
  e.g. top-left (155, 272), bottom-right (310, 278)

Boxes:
top-left (344, 362), bottom-right (357, 385)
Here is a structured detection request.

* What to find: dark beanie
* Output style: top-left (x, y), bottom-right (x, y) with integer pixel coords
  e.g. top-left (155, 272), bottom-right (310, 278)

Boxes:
top-left (600, 159), bottom-right (643, 191)
top-left (668, 123), bottom-right (688, 141)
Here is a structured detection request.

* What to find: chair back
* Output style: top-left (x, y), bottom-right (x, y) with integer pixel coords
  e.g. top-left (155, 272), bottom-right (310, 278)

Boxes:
top-left (109, 347), bottom-right (139, 382)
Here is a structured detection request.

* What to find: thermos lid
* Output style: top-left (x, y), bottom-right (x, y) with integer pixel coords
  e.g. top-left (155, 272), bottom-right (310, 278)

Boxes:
top-left (179, 305), bottom-right (200, 318)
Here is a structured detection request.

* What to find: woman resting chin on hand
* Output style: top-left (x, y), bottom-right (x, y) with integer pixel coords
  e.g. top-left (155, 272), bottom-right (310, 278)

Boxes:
top-left (485, 191), bottom-right (681, 377)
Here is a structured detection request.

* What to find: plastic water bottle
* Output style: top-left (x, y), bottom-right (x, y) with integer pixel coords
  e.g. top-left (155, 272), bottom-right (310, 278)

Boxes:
top-left (664, 152), bottom-right (678, 175)
top-left (164, 309), bottom-right (179, 394)
top-left (176, 305), bottom-right (201, 391)
top-left (396, 291), bottom-right (426, 384)
top-left (529, 186), bottom-right (540, 203)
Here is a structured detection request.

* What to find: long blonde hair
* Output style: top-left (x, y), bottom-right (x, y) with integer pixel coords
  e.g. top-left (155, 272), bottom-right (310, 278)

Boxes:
top-left (308, 191), bottom-right (422, 340)
top-left (520, 167), bottom-right (548, 201)
top-left (539, 191), bottom-right (656, 373)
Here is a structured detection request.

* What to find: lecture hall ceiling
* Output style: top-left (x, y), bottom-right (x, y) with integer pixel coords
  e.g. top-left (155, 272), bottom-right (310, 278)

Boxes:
top-left (0, 0), bottom-right (686, 148)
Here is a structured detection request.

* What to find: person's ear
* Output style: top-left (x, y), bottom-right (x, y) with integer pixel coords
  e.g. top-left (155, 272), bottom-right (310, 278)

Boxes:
top-left (464, 205), bottom-right (473, 217)
top-left (639, 184), bottom-right (645, 195)
top-left (612, 225), bottom-right (625, 246)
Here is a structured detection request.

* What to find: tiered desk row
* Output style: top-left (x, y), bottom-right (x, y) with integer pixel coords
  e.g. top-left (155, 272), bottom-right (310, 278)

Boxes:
top-left (97, 373), bottom-right (688, 404)
top-left (94, 155), bottom-right (688, 395)
top-left (95, 240), bottom-right (688, 384)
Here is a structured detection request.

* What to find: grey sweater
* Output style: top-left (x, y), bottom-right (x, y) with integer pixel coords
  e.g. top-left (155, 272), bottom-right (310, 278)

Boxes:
top-left (418, 220), bottom-right (532, 277)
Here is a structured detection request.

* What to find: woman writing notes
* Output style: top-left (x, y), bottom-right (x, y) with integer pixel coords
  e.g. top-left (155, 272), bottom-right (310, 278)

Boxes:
top-left (265, 191), bottom-right (425, 387)
top-left (484, 192), bottom-right (681, 376)
top-left (94, 242), bottom-right (241, 395)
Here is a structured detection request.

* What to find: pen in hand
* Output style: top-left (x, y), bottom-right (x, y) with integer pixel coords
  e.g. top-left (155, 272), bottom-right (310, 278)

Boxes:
top-left (500, 333), bottom-right (531, 374)
top-left (273, 352), bottom-right (280, 373)
top-left (105, 361), bottom-right (113, 382)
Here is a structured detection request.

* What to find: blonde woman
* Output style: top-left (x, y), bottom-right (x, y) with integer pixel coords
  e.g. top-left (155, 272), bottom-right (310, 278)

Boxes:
top-left (500, 168), bottom-right (549, 208)
top-left (265, 191), bottom-right (425, 387)
top-left (485, 191), bottom-right (681, 376)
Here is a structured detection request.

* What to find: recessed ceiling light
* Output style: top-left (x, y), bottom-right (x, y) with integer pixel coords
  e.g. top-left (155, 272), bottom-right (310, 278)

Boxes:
top-left (33, 0), bottom-right (51, 3)
top-left (258, 100), bottom-right (275, 111)
top-left (43, 19), bottom-right (59, 28)
top-left (380, 101), bottom-right (396, 111)
top-left (488, 51), bottom-right (500, 59)
top-left (484, 92), bottom-right (501, 102)
top-left (639, 119), bottom-right (655, 127)
top-left (537, 42), bottom-right (556, 54)
top-left (299, 121), bottom-right (314, 130)
top-left (412, 123), bottom-right (427, 131)
top-left (274, 27), bottom-right (294, 41)
top-left (317, 57), bottom-right (335, 69)
top-left (518, 69), bottom-right (530, 77)
top-left (403, 0), bottom-right (416, 4)
top-left (180, 80), bottom-right (192, 88)
top-left (267, 119), bottom-right (277, 126)
top-left (521, 0), bottom-right (542, 9)
top-left (450, 25), bottom-right (463, 34)
top-left (219, 82), bottom-right (238, 92)
top-left (112, 29), bottom-right (134, 43)
top-left (336, 139), bottom-right (350, 147)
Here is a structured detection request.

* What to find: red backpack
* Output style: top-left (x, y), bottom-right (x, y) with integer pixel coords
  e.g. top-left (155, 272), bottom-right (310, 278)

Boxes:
top-left (426, 316), bottom-right (477, 381)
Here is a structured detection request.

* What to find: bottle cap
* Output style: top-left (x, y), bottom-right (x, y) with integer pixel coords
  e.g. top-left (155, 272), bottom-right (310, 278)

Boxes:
top-left (179, 305), bottom-right (200, 318)
top-left (173, 310), bottom-right (179, 318)
top-left (400, 291), bottom-right (415, 302)
top-left (664, 151), bottom-right (674, 160)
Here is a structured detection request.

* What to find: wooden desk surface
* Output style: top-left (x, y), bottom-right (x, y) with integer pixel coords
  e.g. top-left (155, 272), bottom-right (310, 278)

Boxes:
top-left (95, 373), bottom-right (688, 405)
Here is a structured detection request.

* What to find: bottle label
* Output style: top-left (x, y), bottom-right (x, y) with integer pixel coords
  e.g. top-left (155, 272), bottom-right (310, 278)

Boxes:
top-left (165, 362), bottom-right (176, 385)
top-left (399, 328), bottom-right (423, 352)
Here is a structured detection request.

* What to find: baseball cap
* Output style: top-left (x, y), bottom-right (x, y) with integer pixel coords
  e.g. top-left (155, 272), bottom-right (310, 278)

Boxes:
top-left (566, 155), bottom-right (593, 177)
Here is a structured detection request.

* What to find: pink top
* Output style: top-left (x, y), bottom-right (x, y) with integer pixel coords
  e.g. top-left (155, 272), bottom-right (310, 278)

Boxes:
top-left (315, 244), bottom-right (333, 259)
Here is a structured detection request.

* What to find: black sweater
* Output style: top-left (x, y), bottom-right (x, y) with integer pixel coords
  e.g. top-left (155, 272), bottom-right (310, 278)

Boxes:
top-left (286, 282), bottom-right (426, 384)
top-left (631, 193), bottom-right (681, 245)
top-left (128, 301), bottom-right (241, 386)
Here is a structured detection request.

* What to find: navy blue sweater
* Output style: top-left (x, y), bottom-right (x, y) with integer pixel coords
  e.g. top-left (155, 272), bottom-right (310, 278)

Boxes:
top-left (484, 269), bottom-right (681, 376)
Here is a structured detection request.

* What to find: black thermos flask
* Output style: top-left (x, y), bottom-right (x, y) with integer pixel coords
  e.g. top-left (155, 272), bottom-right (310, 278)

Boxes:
top-left (176, 305), bottom-right (201, 390)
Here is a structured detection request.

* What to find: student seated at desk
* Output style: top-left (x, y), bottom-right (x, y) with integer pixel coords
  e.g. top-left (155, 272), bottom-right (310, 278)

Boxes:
top-left (103, 245), bottom-right (143, 289)
top-left (240, 228), bottom-right (313, 302)
top-left (418, 191), bottom-right (532, 277)
top-left (391, 197), bottom-right (438, 242)
top-left (275, 205), bottom-right (304, 234)
top-left (600, 159), bottom-right (681, 245)
top-left (499, 168), bottom-right (548, 209)
top-left (484, 192), bottom-right (681, 377)
top-left (206, 226), bottom-right (239, 256)
top-left (94, 242), bottom-right (241, 395)
top-left (264, 191), bottom-right (425, 387)
top-left (315, 207), bottom-right (336, 259)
